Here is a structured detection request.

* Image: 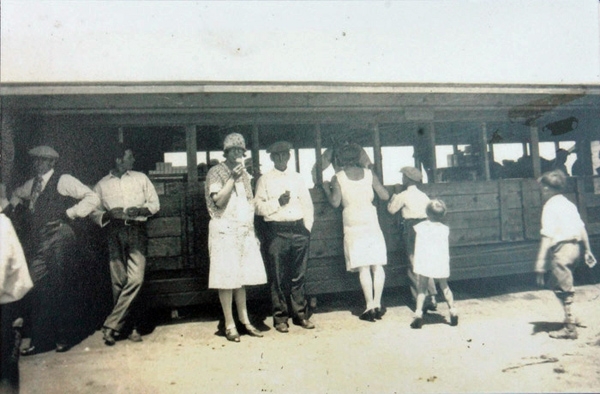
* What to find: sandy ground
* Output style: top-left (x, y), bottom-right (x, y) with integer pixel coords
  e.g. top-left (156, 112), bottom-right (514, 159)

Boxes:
top-left (18, 276), bottom-right (600, 394)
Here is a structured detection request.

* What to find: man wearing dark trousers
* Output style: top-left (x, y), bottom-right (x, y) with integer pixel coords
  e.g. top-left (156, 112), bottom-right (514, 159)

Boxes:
top-left (92, 144), bottom-right (160, 346)
top-left (255, 141), bottom-right (315, 333)
top-left (0, 146), bottom-right (99, 355)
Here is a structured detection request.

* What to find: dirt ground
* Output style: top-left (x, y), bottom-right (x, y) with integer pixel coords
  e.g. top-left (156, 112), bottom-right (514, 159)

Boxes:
top-left (17, 275), bottom-right (600, 394)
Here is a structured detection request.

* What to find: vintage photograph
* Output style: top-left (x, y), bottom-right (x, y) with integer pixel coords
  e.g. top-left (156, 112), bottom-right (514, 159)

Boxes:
top-left (1, 1), bottom-right (600, 393)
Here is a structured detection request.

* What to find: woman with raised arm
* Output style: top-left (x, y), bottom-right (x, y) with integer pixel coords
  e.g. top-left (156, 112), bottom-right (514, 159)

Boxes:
top-left (322, 143), bottom-right (390, 321)
top-left (205, 133), bottom-right (267, 342)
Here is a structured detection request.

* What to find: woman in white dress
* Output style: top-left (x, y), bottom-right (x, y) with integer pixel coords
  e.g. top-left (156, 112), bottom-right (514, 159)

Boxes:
top-left (205, 133), bottom-right (267, 342)
top-left (322, 144), bottom-right (390, 321)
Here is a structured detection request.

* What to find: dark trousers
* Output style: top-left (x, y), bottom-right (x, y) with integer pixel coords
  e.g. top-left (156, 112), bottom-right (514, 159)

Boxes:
top-left (0, 303), bottom-right (22, 393)
top-left (265, 221), bottom-right (310, 325)
top-left (103, 222), bottom-right (147, 333)
top-left (24, 222), bottom-right (77, 350)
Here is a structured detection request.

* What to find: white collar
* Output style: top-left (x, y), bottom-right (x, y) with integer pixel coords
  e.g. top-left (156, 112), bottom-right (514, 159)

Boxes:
top-left (40, 169), bottom-right (54, 184)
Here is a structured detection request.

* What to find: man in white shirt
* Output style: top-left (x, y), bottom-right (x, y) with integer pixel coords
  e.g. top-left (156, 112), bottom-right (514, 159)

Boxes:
top-left (255, 141), bottom-right (315, 333)
top-left (535, 169), bottom-right (596, 340)
top-left (0, 146), bottom-right (99, 355)
top-left (92, 144), bottom-right (160, 346)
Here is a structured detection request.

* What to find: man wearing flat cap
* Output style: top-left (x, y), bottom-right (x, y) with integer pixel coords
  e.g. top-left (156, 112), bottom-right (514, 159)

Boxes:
top-left (255, 141), bottom-right (315, 332)
top-left (387, 166), bottom-right (438, 312)
top-left (0, 145), bottom-right (99, 354)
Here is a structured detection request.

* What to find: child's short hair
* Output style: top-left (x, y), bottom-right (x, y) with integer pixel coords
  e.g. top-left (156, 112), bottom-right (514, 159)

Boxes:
top-left (426, 199), bottom-right (447, 222)
top-left (538, 169), bottom-right (566, 192)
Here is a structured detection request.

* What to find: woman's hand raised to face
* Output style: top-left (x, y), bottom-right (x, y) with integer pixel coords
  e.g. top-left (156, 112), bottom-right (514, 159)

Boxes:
top-left (231, 163), bottom-right (244, 180)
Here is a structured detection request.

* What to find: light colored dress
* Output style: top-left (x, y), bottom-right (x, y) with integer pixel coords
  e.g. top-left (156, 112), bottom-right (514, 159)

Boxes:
top-left (337, 169), bottom-right (387, 272)
top-left (413, 220), bottom-right (450, 279)
top-left (206, 166), bottom-right (267, 289)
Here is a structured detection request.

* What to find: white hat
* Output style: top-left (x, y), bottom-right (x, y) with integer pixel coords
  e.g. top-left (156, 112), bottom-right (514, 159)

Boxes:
top-left (400, 166), bottom-right (422, 182)
top-left (223, 133), bottom-right (246, 151)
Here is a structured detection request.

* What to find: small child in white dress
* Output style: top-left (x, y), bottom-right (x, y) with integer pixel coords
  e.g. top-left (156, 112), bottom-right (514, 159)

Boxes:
top-left (410, 199), bottom-right (458, 329)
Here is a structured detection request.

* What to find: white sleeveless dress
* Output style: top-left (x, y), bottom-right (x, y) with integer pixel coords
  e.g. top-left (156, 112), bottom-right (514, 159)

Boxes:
top-left (413, 220), bottom-right (450, 279)
top-left (337, 170), bottom-right (387, 272)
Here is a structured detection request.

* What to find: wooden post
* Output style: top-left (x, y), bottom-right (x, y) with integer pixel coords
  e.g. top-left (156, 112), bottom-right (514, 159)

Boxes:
top-left (373, 124), bottom-right (383, 183)
top-left (576, 132), bottom-right (593, 176)
top-left (481, 122), bottom-right (491, 181)
top-left (252, 125), bottom-right (261, 179)
top-left (186, 125), bottom-right (199, 185)
top-left (576, 177), bottom-right (588, 222)
top-left (315, 124), bottom-right (323, 186)
top-left (184, 125), bottom-right (199, 269)
top-left (427, 123), bottom-right (437, 183)
top-left (530, 126), bottom-right (541, 179)
top-left (295, 148), bottom-right (301, 173)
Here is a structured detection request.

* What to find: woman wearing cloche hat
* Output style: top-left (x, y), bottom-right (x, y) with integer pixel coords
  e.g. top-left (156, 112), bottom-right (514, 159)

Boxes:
top-left (204, 133), bottom-right (267, 342)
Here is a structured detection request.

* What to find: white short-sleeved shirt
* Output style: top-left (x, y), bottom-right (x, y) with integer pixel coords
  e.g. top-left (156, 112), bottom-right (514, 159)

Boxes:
top-left (540, 194), bottom-right (585, 246)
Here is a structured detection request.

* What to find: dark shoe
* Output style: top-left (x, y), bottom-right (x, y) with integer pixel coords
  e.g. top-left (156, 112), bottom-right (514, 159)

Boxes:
top-left (225, 327), bottom-right (240, 342)
top-left (293, 319), bottom-right (315, 329)
top-left (102, 327), bottom-right (116, 346)
top-left (549, 328), bottom-right (578, 340)
top-left (242, 324), bottom-right (263, 337)
top-left (374, 306), bottom-right (386, 320)
top-left (275, 323), bottom-right (289, 333)
top-left (410, 316), bottom-right (424, 329)
top-left (359, 309), bottom-right (376, 322)
top-left (128, 329), bottom-right (143, 343)
top-left (450, 314), bottom-right (459, 327)
top-left (422, 299), bottom-right (438, 313)
top-left (20, 345), bottom-right (37, 356)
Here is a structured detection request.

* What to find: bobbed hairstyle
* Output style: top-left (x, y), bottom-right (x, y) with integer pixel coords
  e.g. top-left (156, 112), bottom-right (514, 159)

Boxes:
top-left (336, 143), bottom-right (363, 168)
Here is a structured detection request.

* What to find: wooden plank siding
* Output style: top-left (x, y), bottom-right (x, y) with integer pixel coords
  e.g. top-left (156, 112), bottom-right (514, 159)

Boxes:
top-left (143, 175), bottom-right (600, 308)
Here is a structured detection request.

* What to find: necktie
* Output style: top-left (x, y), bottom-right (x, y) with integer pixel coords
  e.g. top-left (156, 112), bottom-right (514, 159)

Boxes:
top-left (30, 176), bottom-right (43, 212)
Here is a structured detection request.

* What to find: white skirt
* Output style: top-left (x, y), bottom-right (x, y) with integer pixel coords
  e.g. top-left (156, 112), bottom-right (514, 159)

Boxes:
top-left (208, 218), bottom-right (267, 289)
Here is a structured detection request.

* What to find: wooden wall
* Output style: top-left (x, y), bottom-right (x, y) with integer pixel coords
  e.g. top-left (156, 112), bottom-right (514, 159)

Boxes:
top-left (142, 175), bottom-right (600, 308)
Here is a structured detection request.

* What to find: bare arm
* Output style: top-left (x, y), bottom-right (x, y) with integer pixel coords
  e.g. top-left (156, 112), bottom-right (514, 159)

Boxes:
top-left (372, 173), bottom-right (390, 201)
top-left (534, 236), bottom-right (552, 286)
top-left (580, 227), bottom-right (597, 268)
top-left (322, 175), bottom-right (342, 208)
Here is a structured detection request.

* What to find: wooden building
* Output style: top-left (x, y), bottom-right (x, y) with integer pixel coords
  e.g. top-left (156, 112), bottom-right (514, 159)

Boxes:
top-left (2, 82), bottom-right (600, 310)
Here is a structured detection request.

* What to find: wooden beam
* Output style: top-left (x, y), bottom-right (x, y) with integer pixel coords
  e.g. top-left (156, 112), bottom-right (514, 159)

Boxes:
top-left (427, 123), bottom-right (437, 183)
top-left (315, 124), bottom-right (323, 186)
top-left (295, 147), bottom-right (301, 173)
top-left (373, 124), bottom-right (383, 183)
top-left (530, 126), bottom-right (541, 178)
top-left (252, 125), bottom-right (261, 179)
top-left (185, 125), bottom-right (199, 185)
top-left (481, 122), bottom-right (491, 181)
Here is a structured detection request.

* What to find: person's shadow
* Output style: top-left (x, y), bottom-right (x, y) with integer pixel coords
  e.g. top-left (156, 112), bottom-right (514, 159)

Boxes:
top-left (530, 321), bottom-right (567, 336)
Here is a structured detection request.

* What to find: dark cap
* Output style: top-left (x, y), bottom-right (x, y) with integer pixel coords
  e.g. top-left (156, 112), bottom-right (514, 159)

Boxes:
top-left (267, 141), bottom-right (293, 154)
top-left (28, 146), bottom-right (59, 159)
